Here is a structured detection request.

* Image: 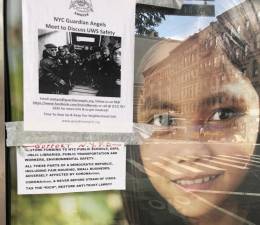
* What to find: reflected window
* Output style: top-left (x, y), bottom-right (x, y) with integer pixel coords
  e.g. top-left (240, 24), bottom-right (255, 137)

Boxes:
top-left (235, 49), bottom-right (240, 59)
top-left (245, 45), bottom-right (249, 56)
top-left (257, 34), bottom-right (260, 48)
top-left (231, 26), bottom-right (235, 34)
top-left (245, 19), bottom-right (250, 30)
top-left (237, 25), bottom-right (241, 33)
top-left (253, 60), bottom-right (259, 77)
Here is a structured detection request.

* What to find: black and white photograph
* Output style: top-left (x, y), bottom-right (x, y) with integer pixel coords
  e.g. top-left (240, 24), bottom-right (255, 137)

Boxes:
top-left (38, 29), bottom-right (122, 97)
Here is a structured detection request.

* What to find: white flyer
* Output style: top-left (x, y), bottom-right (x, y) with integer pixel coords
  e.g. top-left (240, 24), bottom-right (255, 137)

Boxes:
top-left (17, 142), bottom-right (126, 195)
top-left (22, 0), bottom-right (135, 132)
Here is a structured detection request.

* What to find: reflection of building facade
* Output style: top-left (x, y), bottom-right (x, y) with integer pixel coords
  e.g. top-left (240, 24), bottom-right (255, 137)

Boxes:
top-left (134, 36), bottom-right (180, 121)
top-left (139, 0), bottom-right (260, 123)
top-left (217, 0), bottom-right (260, 93)
top-left (134, 82), bottom-right (144, 122)
top-left (141, 24), bottom-right (225, 118)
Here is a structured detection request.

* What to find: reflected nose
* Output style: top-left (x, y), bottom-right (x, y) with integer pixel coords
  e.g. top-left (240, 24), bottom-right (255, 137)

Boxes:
top-left (176, 155), bottom-right (200, 164)
top-left (173, 142), bottom-right (213, 163)
top-left (144, 141), bottom-right (216, 175)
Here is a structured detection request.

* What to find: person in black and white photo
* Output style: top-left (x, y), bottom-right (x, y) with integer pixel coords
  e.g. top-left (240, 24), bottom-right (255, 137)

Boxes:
top-left (87, 47), bottom-right (102, 89)
top-left (97, 47), bottom-right (121, 97)
top-left (56, 46), bottom-right (72, 90)
top-left (39, 43), bottom-right (69, 94)
top-left (38, 29), bottom-right (122, 97)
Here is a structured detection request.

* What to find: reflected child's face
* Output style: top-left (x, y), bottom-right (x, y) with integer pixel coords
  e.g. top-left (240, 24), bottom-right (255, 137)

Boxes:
top-left (139, 53), bottom-right (259, 218)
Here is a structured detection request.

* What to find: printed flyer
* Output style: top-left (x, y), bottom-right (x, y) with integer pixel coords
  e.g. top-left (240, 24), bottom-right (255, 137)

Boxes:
top-left (22, 0), bottom-right (135, 132)
top-left (17, 142), bottom-right (126, 195)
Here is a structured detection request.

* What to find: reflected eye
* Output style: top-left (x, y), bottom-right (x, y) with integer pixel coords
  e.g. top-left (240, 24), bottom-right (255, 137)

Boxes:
top-left (151, 114), bottom-right (176, 127)
top-left (209, 108), bottom-right (239, 121)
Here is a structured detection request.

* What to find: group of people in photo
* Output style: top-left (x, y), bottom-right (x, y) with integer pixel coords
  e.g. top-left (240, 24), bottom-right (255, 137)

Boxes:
top-left (39, 42), bottom-right (121, 97)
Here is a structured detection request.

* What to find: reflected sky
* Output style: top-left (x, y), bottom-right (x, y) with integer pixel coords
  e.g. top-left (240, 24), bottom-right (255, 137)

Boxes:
top-left (156, 0), bottom-right (245, 40)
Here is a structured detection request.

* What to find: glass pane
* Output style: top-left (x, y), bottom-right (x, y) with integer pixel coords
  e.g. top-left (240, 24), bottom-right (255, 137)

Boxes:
top-left (7, 0), bottom-right (260, 225)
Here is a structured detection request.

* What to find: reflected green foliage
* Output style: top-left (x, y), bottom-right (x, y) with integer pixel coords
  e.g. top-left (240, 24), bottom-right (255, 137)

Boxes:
top-left (7, 0), bottom-right (23, 121)
top-left (136, 5), bottom-right (165, 36)
top-left (11, 190), bottom-right (125, 225)
top-left (8, 47), bottom-right (23, 121)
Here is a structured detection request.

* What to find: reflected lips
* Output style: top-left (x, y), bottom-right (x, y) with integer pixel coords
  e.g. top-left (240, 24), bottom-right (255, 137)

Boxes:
top-left (172, 174), bottom-right (223, 191)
